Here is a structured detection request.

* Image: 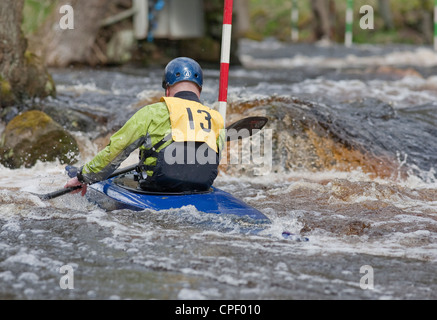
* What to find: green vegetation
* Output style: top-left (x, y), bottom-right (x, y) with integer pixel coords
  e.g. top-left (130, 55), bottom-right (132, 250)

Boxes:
top-left (0, 76), bottom-right (14, 107)
top-left (0, 76), bottom-right (12, 97)
top-left (22, 0), bottom-right (56, 35)
top-left (21, 0), bottom-right (437, 46)
top-left (249, 0), bottom-right (437, 44)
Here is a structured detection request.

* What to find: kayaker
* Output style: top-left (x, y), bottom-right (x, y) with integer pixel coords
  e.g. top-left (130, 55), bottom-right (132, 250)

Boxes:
top-left (65, 57), bottom-right (225, 196)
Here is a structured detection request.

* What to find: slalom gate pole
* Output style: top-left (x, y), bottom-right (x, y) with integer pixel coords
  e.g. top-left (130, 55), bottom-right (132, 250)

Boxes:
top-left (345, 0), bottom-right (354, 47)
top-left (218, 0), bottom-right (234, 125)
top-left (435, 0), bottom-right (437, 51)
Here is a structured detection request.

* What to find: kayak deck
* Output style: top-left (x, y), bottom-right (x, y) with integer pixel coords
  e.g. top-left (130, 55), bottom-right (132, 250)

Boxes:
top-left (88, 175), bottom-right (270, 223)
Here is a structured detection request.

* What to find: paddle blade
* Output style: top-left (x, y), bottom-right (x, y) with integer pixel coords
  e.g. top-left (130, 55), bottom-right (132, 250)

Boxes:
top-left (226, 116), bottom-right (268, 141)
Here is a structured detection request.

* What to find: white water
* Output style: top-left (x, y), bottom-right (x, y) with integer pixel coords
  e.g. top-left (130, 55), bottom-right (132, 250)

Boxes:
top-left (240, 38), bottom-right (437, 69)
top-left (1, 41), bottom-right (436, 299)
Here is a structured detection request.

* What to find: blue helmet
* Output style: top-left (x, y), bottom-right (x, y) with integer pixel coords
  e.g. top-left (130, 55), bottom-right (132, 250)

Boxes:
top-left (162, 57), bottom-right (203, 89)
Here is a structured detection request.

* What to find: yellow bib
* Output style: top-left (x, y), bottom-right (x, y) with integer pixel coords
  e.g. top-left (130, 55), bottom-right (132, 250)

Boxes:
top-left (162, 97), bottom-right (224, 153)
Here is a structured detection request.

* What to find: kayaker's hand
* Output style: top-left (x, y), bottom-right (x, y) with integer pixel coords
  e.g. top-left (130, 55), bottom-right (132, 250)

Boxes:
top-left (65, 177), bottom-right (88, 197)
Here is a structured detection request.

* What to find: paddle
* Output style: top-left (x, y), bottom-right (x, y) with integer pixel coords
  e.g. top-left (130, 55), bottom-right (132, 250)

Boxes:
top-left (34, 116), bottom-right (268, 201)
top-left (35, 164), bottom-right (138, 200)
top-left (225, 116), bottom-right (268, 141)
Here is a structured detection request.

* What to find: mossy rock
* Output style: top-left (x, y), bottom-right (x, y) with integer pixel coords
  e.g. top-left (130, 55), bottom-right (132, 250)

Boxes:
top-left (37, 105), bottom-right (99, 133)
top-left (0, 110), bottom-right (79, 168)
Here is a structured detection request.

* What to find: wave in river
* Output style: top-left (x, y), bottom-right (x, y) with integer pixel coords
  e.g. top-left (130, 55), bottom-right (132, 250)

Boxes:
top-left (1, 41), bottom-right (437, 299)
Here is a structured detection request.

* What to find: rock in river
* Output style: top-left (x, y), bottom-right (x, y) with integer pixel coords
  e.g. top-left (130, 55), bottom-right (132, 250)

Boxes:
top-left (0, 110), bottom-right (79, 168)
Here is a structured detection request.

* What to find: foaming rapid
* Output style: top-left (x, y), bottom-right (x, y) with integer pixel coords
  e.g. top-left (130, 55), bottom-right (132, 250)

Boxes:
top-left (288, 76), bottom-right (437, 109)
top-left (240, 38), bottom-right (437, 69)
top-left (1, 138), bottom-right (436, 300)
top-left (216, 165), bottom-right (437, 261)
top-left (1, 40), bottom-right (437, 299)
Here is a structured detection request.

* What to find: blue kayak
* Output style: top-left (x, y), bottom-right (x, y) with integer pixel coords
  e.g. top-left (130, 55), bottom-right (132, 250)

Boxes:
top-left (66, 166), bottom-right (270, 223)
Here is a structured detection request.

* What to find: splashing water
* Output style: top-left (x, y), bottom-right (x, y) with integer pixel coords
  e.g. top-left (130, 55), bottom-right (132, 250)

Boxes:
top-left (1, 41), bottom-right (436, 300)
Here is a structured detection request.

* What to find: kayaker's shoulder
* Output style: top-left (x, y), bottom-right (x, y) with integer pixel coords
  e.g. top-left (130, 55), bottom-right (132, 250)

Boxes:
top-left (135, 101), bottom-right (169, 115)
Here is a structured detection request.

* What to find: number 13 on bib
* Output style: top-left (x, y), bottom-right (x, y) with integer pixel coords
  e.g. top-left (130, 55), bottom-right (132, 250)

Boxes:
top-left (162, 97), bottom-right (224, 153)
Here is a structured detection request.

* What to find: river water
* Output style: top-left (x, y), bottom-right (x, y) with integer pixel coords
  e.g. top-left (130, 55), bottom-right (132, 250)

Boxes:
top-left (0, 39), bottom-right (436, 300)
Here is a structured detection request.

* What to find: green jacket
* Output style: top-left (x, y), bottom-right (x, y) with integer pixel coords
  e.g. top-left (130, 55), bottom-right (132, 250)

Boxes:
top-left (80, 100), bottom-right (225, 184)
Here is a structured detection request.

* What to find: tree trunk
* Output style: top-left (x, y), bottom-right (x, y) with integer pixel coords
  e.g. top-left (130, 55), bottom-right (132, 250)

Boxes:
top-left (379, 0), bottom-right (394, 30)
top-left (420, 0), bottom-right (433, 44)
top-left (29, 0), bottom-right (111, 67)
top-left (0, 0), bottom-right (55, 108)
top-left (311, 0), bottom-right (333, 41)
top-left (234, 0), bottom-right (250, 37)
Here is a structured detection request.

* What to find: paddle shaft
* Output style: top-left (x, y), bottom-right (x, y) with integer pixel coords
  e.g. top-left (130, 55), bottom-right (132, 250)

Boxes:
top-left (37, 117), bottom-right (268, 200)
top-left (38, 164), bottom-right (138, 200)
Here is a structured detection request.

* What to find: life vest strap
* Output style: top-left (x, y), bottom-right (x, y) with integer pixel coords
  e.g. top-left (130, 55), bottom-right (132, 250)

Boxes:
top-left (140, 133), bottom-right (172, 163)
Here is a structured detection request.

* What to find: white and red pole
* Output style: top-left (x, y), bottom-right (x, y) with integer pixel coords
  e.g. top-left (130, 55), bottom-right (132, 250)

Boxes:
top-left (218, 0), bottom-right (234, 125)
